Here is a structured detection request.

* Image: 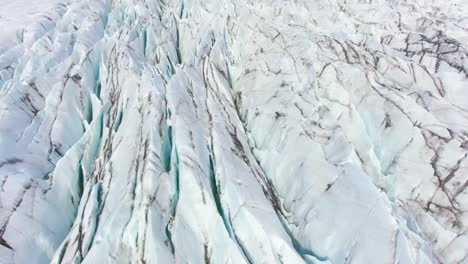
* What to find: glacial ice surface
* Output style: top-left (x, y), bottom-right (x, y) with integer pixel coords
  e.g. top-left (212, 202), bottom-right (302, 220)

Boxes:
top-left (0, 0), bottom-right (467, 263)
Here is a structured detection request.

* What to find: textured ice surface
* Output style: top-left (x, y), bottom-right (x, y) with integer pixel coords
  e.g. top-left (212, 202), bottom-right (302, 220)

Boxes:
top-left (0, 0), bottom-right (467, 263)
top-left (0, 0), bottom-right (68, 52)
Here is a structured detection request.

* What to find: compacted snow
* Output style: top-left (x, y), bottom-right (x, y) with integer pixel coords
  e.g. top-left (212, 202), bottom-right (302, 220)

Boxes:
top-left (0, 0), bottom-right (68, 52)
top-left (0, 0), bottom-right (467, 263)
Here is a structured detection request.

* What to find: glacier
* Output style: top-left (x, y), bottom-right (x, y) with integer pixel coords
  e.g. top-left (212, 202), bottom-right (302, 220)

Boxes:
top-left (0, 0), bottom-right (467, 263)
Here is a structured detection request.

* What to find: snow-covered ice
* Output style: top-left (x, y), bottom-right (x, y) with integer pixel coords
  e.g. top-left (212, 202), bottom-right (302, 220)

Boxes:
top-left (0, 0), bottom-right (69, 51)
top-left (0, 0), bottom-right (467, 263)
